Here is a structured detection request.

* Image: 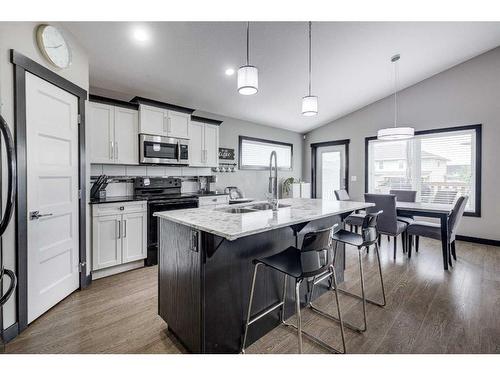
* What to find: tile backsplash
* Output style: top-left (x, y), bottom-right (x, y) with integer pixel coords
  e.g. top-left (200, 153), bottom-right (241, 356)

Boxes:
top-left (90, 164), bottom-right (213, 197)
top-left (90, 164), bottom-right (213, 178)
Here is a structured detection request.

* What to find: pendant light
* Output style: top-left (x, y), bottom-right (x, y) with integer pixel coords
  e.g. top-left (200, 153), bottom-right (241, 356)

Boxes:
top-left (238, 22), bottom-right (258, 95)
top-left (377, 54), bottom-right (414, 140)
top-left (302, 21), bottom-right (318, 116)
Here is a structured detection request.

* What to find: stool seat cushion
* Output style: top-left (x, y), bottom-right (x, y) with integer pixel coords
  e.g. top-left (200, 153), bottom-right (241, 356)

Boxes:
top-left (397, 216), bottom-right (415, 225)
top-left (344, 213), bottom-right (365, 227)
top-left (332, 229), bottom-right (364, 247)
top-left (406, 220), bottom-right (441, 240)
top-left (256, 246), bottom-right (330, 279)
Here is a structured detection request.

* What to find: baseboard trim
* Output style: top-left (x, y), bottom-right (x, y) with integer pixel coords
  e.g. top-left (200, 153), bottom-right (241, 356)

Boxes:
top-left (456, 235), bottom-right (500, 247)
top-left (1, 322), bottom-right (18, 343)
top-left (91, 260), bottom-right (145, 280)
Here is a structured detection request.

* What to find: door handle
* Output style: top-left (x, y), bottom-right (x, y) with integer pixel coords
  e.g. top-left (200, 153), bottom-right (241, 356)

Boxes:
top-left (123, 220), bottom-right (127, 238)
top-left (117, 220), bottom-right (121, 239)
top-left (115, 141), bottom-right (119, 160)
top-left (29, 210), bottom-right (53, 220)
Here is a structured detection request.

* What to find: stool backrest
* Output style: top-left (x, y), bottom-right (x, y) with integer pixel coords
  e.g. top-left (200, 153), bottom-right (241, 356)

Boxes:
top-left (364, 193), bottom-right (398, 234)
top-left (389, 189), bottom-right (417, 203)
top-left (300, 225), bottom-right (336, 277)
top-left (334, 189), bottom-right (350, 201)
top-left (361, 210), bottom-right (383, 245)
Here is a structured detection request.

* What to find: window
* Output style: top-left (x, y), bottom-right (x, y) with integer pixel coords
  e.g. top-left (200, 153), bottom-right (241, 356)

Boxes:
top-left (239, 136), bottom-right (293, 170)
top-left (365, 125), bottom-right (481, 216)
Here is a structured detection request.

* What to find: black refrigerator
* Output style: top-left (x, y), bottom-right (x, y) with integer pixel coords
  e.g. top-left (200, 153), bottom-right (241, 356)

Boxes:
top-left (0, 115), bottom-right (17, 352)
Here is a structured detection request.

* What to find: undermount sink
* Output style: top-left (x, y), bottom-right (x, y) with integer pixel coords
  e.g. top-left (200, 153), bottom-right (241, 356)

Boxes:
top-left (249, 203), bottom-right (291, 211)
top-left (217, 202), bottom-right (291, 214)
top-left (221, 207), bottom-right (257, 214)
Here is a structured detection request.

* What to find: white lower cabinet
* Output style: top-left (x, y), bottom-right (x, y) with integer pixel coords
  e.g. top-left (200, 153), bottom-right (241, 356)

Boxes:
top-left (92, 201), bottom-right (147, 272)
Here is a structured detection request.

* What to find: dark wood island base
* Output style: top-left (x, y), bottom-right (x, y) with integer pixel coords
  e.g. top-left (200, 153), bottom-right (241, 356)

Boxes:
top-left (158, 215), bottom-right (347, 353)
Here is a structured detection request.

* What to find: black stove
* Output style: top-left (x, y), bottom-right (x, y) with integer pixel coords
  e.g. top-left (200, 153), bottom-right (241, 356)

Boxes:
top-left (134, 177), bottom-right (199, 266)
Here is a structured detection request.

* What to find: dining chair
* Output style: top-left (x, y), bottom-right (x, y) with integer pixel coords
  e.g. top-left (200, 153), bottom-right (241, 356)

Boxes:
top-left (334, 189), bottom-right (365, 233)
top-left (432, 190), bottom-right (458, 205)
top-left (406, 196), bottom-right (468, 263)
top-left (389, 189), bottom-right (417, 250)
top-left (364, 193), bottom-right (407, 260)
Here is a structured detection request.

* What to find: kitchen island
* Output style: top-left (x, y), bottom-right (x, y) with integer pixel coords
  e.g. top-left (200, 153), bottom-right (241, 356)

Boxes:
top-left (154, 198), bottom-right (372, 353)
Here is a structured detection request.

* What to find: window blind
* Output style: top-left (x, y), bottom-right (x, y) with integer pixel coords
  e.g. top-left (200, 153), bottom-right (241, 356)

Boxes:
top-left (240, 137), bottom-right (292, 170)
top-left (367, 128), bottom-right (477, 212)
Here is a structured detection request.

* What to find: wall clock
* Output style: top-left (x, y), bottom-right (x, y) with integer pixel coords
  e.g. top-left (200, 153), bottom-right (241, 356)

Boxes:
top-left (36, 24), bottom-right (72, 69)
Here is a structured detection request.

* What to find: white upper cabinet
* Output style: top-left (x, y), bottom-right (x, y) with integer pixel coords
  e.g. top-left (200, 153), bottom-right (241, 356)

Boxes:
top-left (167, 110), bottom-right (190, 139)
top-left (189, 120), bottom-right (205, 167)
top-left (138, 104), bottom-right (190, 139)
top-left (89, 102), bottom-right (115, 164)
top-left (89, 101), bottom-right (139, 165)
top-left (114, 106), bottom-right (139, 165)
top-left (204, 124), bottom-right (219, 167)
top-left (138, 104), bottom-right (165, 136)
top-left (189, 119), bottom-right (219, 168)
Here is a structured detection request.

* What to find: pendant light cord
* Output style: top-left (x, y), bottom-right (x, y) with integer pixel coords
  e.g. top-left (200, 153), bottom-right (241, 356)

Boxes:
top-left (246, 21), bottom-right (250, 66)
top-left (308, 21), bottom-right (312, 96)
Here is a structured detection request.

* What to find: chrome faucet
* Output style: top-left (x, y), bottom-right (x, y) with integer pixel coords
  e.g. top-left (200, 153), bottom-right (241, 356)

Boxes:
top-left (268, 151), bottom-right (278, 211)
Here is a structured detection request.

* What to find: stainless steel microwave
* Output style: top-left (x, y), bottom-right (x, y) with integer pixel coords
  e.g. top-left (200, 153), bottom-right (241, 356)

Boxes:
top-left (139, 134), bottom-right (189, 165)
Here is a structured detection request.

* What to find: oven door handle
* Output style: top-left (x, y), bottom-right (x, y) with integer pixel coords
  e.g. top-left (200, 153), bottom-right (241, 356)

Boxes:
top-left (150, 199), bottom-right (198, 206)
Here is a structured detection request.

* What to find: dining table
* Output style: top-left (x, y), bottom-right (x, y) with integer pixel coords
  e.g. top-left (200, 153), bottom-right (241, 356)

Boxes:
top-left (396, 201), bottom-right (455, 270)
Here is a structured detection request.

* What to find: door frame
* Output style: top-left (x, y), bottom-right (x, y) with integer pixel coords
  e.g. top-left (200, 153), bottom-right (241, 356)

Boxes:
top-left (311, 139), bottom-right (350, 198)
top-left (11, 50), bottom-right (88, 334)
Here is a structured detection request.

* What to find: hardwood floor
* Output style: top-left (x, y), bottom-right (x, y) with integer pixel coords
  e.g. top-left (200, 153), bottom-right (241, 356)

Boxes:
top-left (5, 237), bottom-right (500, 354)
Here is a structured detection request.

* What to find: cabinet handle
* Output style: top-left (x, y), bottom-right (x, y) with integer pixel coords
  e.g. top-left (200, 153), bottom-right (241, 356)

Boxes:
top-left (110, 141), bottom-right (114, 160)
top-left (123, 220), bottom-right (127, 238)
top-left (115, 141), bottom-right (119, 160)
top-left (163, 115), bottom-right (167, 133)
top-left (117, 220), bottom-right (121, 239)
top-left (167, 117), bottom-right (172, 134)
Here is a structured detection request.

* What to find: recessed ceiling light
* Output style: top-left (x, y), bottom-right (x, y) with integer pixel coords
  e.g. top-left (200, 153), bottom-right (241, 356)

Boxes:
top-left (225, 68), bottom-right (235, 76)
top-left (132, 28), bottom-right (150, 43)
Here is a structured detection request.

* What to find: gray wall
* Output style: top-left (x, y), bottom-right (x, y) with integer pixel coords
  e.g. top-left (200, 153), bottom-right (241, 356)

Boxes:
top-left (195, 111), bottom-right (303, 200)
top-left (0, 22), bottom-right (89, 329)
top-left (304, 47), bottom-right (500, 241)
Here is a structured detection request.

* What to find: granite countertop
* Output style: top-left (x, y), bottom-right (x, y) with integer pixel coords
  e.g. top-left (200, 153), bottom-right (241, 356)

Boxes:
top-left (154, 198), bottom-right (374, 241)
top-left (89, 195), bottom-right (147, 205)
top-left (89, 192), bottom-right (229, 205)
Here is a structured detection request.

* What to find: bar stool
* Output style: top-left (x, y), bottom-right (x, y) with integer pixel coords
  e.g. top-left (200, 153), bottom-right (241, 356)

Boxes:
top-left (309, 211), bottom-right (385, 333)
top-left (241, 225), bottom-right (346, 354)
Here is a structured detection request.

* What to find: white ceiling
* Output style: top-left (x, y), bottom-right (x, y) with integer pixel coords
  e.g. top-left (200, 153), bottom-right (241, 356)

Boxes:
top-left (63, 22), bottom-right (500, 133)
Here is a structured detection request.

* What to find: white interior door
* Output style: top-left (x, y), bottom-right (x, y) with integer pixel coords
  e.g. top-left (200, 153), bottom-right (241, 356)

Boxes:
top-left (315, 144), bottom-right (347, 200)
top-left (26, 72), bottom-right (80, 324)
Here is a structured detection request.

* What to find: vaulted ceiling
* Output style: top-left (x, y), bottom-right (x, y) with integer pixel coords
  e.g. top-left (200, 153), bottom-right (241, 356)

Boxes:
top-left (63, 22), bottom-right (500, 133)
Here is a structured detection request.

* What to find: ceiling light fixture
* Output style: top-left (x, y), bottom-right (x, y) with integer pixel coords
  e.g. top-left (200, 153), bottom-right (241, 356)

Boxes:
top-left (377, 54), bottom-right (414, 140)
top-left (302, 21), bottom-right (318, 116)
top-left (225, 68), bottom-right (235, 76)
top-left (132, 27), bottom-right (150, 43)
top-left (237, 22), bottom-right (258, 95)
